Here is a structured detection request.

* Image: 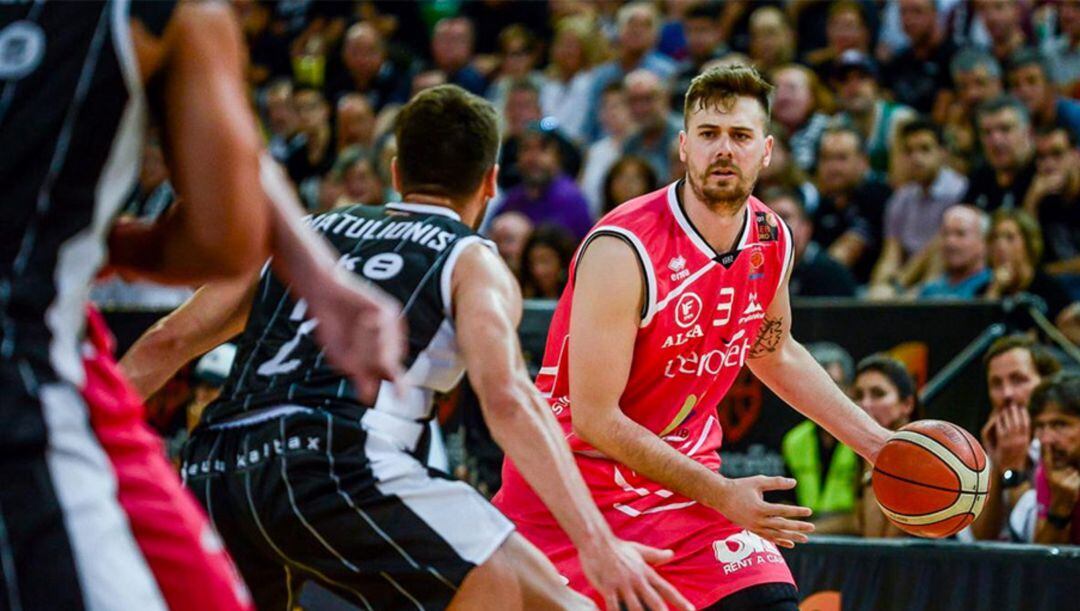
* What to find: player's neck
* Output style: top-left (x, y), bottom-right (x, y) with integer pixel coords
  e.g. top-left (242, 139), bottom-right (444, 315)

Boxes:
top-left (680, 181), bottom-right (748, 253)
top-left (400, 192), bottom-right (481, 227)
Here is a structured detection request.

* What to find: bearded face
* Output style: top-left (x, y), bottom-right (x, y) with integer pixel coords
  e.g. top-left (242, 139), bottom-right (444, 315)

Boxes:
top-left (680, 97), bottom-right (772, 212)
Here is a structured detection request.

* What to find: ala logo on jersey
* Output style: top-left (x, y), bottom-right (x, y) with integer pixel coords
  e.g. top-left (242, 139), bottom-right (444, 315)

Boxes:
top-left (0, 21), bottom-right (45, 80)
top-left (738, 292), bottom-right (764, 324)
top-left (662, 324), bottom-right (703, 348)
top-left (667, 255), bottom-right (689, 281)
top-left (674, 292), bottom-right (703, 328)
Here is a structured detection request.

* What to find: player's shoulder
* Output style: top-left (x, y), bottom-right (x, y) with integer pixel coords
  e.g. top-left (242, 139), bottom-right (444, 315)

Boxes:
top-left (590, 182), bottom-right (676, 240)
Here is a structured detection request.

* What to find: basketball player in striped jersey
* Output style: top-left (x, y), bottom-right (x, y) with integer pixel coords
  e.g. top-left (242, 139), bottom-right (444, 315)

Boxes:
top-left (493, 66), bottom-right (894, 610)
top-left (119, 85), bottom-right (692, 611)
top-left (0, 2), bottom-right (403, 609)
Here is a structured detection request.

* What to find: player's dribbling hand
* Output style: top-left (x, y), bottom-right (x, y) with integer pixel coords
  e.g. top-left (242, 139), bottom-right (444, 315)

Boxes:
top-left (578, 536), bottom-right (693, 611)
top-left (714, 476), bottom-right (815, 549)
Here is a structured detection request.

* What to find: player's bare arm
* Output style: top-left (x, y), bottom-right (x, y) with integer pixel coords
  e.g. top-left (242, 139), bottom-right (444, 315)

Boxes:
top-left (746, 267), bottom-right (891, 462)
top-left (453, 243), bottom-right (692, 611)
top-left (569, 236), bottom-right (814, 549)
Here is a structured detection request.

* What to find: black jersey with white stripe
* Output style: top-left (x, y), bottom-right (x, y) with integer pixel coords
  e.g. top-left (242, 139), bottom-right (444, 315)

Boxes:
top-left (204, 202), bottom-right (490, 426)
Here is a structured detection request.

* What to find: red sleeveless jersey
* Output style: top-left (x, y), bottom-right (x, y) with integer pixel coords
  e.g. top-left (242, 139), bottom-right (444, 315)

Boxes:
top-left (494, 182), bottom-right (795, 606)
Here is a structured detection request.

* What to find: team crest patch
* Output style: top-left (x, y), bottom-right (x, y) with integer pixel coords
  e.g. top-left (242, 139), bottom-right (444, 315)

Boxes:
top-left (748, 248), bottom-right (765, 280)
top-left (755, 212), bottom-right (779, 242)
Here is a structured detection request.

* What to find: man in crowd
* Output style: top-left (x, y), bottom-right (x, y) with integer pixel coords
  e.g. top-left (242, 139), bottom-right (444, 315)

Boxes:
top-left (1031, 373), bottom-right (1080, 544)
top-left (1006, 48), bottom-right (1080, 141)
top-left (672, 3), bottom-right (727, 110)
top-left (948, 48), bottom-right (1004, 168)
top-left (488, 212), bottom-right (534, 275)
top-left (766, 187), bottom-right (857, 297)
top-left (981, 0), bottom-right (1030, 65)
top-left (285, 87), bottom-right (336, 185)
top-left (334, 93), bottom-right (376, 153)
top-left (325, 21), bottom-right (410, 110)
top-left (498, 79), bottom-right (581, 191)
top-left (919, 205), bottom-right (992, 299)
top-left (430, 16), bottom-right (487, 95)
top-left (622, 70), bottom-right (682, 182)
top-left (1025, 126), bottom-right (1080, 275)
top-left (963, 95), bottom-right (1038, 211)
top-left (885, 0), bottom-right (958, 115)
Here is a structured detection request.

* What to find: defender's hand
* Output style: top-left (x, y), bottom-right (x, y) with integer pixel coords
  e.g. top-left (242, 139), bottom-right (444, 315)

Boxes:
top-left (578, 536), bottom-right (693, 611)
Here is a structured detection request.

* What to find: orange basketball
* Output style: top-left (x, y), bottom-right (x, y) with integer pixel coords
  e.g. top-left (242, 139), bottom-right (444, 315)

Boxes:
top-left (871, 420), bottom-right (990, 538)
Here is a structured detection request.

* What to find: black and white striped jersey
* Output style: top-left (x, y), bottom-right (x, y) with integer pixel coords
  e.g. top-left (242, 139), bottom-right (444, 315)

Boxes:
top-left (204, 202), bottom-right (492, 426)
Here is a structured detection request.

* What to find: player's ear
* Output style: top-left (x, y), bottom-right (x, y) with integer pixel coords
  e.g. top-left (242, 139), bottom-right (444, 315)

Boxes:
top-left (762, 134), bottom-right (774, 168)
top-left (482, 164), bottom-right (499, 199)
top-left (390, 156), bottom-right (401, 193)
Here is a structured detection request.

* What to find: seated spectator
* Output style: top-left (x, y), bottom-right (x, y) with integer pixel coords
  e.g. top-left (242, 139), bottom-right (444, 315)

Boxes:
top-left (285, 87), bottom-right (335, 185)
top-left (1030, 373), bottom-right (1080, 544)
top-left (336, 147), bottom-right (385, 206)
top-left (747, 6), bottom-right (795, 75)
top-left (335, 93), bottom-right (376, 153)
top-left (1006, 48), bottom-right (1080, 142)
top-left (541, 16), bottom-right (604, 144)
top-left (984, 208), bottom-right (1075, 324)
top-left (805, 0), bottom-right (873, 84)
top-left (621, 70), bottom-right (681, 182)
top-left (430, 17), bottom-right (487, 96)
top-left (831, 50), bottom-right (917, 182)
top-left (602, 156), bottom-right (659, 216)
top-left (324, 22), bottom-right (410, 111)
top-left (262, 78), bottom-right (302, 163)
top-left (581, 83), bottom-right (636, 217)
top-left (870, 119), bottom-right (968, 298)
top-left (944, 48), bottom-right (1005, 173)
top-left (853, 355), bottom-right (919, 538)
top-left (492, 125), bottom-right (593, 241)
top-left (486, 25), bottom-right (547, 123)
top-left (1023, 126), bottom-right (1080, 285)
top-left (963, 95), bottom-right (1037, 211)
top-left (497, 79), bottom-right (582, 191)
top-left (812, 125), bottom-right (893, 284)
top-left (919, 205), bottom-right (993, 299)
top-left (884, 0), bottom-right (958, 115)
top-left (487, 212), bottom-right (534, 276)
top-left (981, 0), bottom-right (1030, 65)
top-left (758, 131), bottom-right (821, 220)
top-left (671, 3), bottom-right (728, 111)
top-left (770, 63), bottom-right (835, 173)
top-left (972, 335), bottom-right (1062, 542)
top-left (1039, 0), bottom-right (1080, 93)
top-left (766, 187), bottom-right (857, 298)
top-left (519, 225), bottom-right (576, 300)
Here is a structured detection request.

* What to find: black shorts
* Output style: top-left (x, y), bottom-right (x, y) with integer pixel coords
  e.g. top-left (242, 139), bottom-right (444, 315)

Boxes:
top-left (181, 408), bottom-right (514, 610)
top-left (703, 582), bottom-right (800, 611)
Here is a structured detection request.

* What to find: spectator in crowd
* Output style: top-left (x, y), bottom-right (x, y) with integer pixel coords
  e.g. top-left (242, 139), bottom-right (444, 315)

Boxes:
top-left (1006, 48), bottom-right (1080, 141)
top-left (315, 169), bottom-right (344, 213)
top-left (973, 335), bottom-right (1062, 541)
top-left (919, 205), bottom-right (993, 299)
top-left (981, 0), bottom-right (1030, 64)
top-left (1025, 126), bottom-right (1080, 276)
top-left (602, 155), bottom-right (659, 216)
top-left (963, 95), bottom-right (1037, 212)
top-left (461, 0), bottom-right (552, 56)
top-left (812, 125), bottom-right (893, 284)
top-left (263, 78), bottom-right (300, 163)
top-left (410, 69), bottom-right (448, 96)
top-left (492, 125), bottom-right (593, 241)
top-left (781, 342), bottom-right (861, 535)
top-left (486, 25), bottom-right (546, 123)
top-left (945, 48), bottom-right (1004, 171)
top-left (581, 83), bottom-right (636, 217)
top-left (806, 0), bottom-right (874, 83)
top-left (585, 1), bottom-right (677, 141)
top-left (671, 3), bottom-right (728, 111)
top-left (870, 119), bottom-right (968, 298)
top-left (1030, 373), bottom-right (1080, 545)
top-left (336, 146), bottom-right (386, 206)
top-left (285, 87), bottom-right (335, 185)
top-left (324, 22), bottom-right (410, 111)
top-left (335, 93), bottom-right (376, 153)
top-left (984, 208), bottom-right (1076, 324)
top-left (1039, 0), bottom-right (1080, 92)
top-left (487, 212), bottom-right (534, 276)
top-left (832, 49), bottom-right (917, 182)
top-left (621, 69), bottom-right (682, 181)
top-left (541, 16), bottom-right (604, 144)
top-left (853, 355), bottom-right (919, 538)
top-left (766, 187), bottom-right (858, 298)
top-left (519, 225), bottom-right (577, 300)
top-left (497, 79), bottom-right (582, 191)
top-left (747, 6), bottom-right (796, 75)
top-left (884, 0), bottom-right (958, 115)
top-left (757, 128), bottom-right (820, 213)
top-left (770, 63), bottom-right (835, 173)
top-left (430, 17), bottom-right (487, 96)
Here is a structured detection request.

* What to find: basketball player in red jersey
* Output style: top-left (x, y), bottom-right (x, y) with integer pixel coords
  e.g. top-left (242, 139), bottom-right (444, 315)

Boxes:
top-left (494, 65), bottom-right (893, 610)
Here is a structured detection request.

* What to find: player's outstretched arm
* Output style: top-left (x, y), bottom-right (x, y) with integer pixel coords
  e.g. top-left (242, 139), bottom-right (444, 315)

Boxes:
top-left (119, 271), bottom-right (259, 399)
top-left (453, 244), bottom-right (692, 611)
top-left (746, 270), bottom-right (891, 462)
top-left (569, 237), bottom-right (813, 549)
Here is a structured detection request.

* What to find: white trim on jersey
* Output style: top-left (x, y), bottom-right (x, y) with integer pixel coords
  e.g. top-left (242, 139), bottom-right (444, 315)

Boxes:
top-left (387, 202), bottom-right (462, 221)
top-left (41, 383), bottom-right (166, 611)
top-left (666, 182), bottom-right (714, 259)
top-left (777, 217), bottom-right (795, 297)
top-left (440, 235), bottom-right (496, 320)
top-left (583, 226), bottom-right (658, 327)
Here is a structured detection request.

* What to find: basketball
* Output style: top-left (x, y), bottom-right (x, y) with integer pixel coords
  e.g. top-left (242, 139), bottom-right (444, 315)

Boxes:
top-left (871, 420), bottom-right (991, 538)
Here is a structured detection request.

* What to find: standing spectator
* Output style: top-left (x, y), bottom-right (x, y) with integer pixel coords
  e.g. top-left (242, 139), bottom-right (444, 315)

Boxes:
top-left (324, 22), bottom-right (410, 111)
top-left (1039, 0), bottom-right (1080, 92)
top-left (870, 120), bottom-right (968, 298)
top-left (584, 2), bottom-right (677, 141)
top-left (621, 70), bottom-right (682, 181)
top-left (984, 208), bottom-right (1075, 324)
top-left (812, 125), bottom-right (893, 284)
top-left (285, 87), bottom-right (336, 185)
top-left (263, 78), bottom-right (301, 163)
top-left (487, 212), bottom-right (534, 275)
top-left (972, 335), bottom-right (1062, 541)
top-left (335, 93), bottom-right (376, 153)
top-left (519, 225), bottom-right (578, 299)
top-left (1006, 48), bottom-right (1080, 141)
top-left (581, 83), bottom-right (636, 217)
top-left (486, 25), bottom-right (547, 122)
top-left (430, 17), bottom-right (487, 95)
top-left (541, 17), bottom-right (604, 143)
top-left (493, 126), bottom-right (593, 241)
top-left (832, 50), bottom-right (917, 182)
top-left (944, 48), bottom-right (1004, 172)
top-left (770, 63), bottom-right (835, 172)
top-left (805, 0), bottom-right (874, 83)
top-left (602, 156), bottom-right (659, 216)
top-left (747, 6), bottom-right (796, 75)
top-left (884, 0), bottom-right (959, 115)
top-left (671, 3), bottom-right (728, 110)
top-left (1025, 126), bottom-right (1080, 276)
top-left (919, 205), bottom-right (993, 299)
top-left (981, 0), bottom-right (1030, 64)
top-left (963, 95), bottom-right (1037, 212)
top-left (767, 187), bottom-right (858, 298)
top-left (1031, 373), bottom-right (1080, 545)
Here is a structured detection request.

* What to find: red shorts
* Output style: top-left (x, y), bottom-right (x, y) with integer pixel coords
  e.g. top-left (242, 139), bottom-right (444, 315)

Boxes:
top-left (495, 457), bottom-right (794, 609)
top-left (82, 306), bottom-right (252, 611)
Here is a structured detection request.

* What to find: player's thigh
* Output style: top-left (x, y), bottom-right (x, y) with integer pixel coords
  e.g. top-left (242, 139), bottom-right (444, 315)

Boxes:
top-left (702, 582), bottom-right (800, 611)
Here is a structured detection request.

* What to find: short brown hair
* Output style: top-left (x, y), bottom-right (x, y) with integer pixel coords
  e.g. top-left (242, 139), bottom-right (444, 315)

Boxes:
top-left (984, 334), bottom-right (1061, 377)
top-left (990, 208), bottom-right (1044, 265)
top-left (684, 64), bottom-right (774, 127)
top-left (395, 85), bottom-right (499, 199)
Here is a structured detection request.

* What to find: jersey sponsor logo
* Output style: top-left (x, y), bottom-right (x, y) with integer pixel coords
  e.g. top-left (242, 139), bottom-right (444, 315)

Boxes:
top-left (0, 21), bottom-right (45, 80)
top-left (717, 251), bottom-right (738, 268)
top-left (668, 255), bottom-right (689, 281)
top-left (713, 530), bottom-right (783, 574)
top-left (661, 324), bottom-right (703, 348)
top-left (663, 330), bottom-right (751, 378)
top-left (674, 292), bottom-right (703, 328)
top-left (713, 287), bottom-right (735, 326)
top-left (738, 292), bottom-right (764, 324)
top-left (755, 211), bottom-right (780, 242)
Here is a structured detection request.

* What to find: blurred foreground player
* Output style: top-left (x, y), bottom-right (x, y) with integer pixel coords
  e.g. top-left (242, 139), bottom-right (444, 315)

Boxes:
top-left (0, 1), bottom-right (403, 609)
top-left (120, 85), bottom-right (691, 611)
top-left (494, 66), bottom-right (892, 610)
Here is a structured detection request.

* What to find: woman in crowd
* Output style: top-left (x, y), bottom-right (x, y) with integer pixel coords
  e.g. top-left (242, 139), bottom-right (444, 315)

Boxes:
top-left (541, 16), bottom-right (606, 143)
top-left (519, 225), bottom-right (577, 300)
top-left (602, 155), bottom-right (659, 215)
